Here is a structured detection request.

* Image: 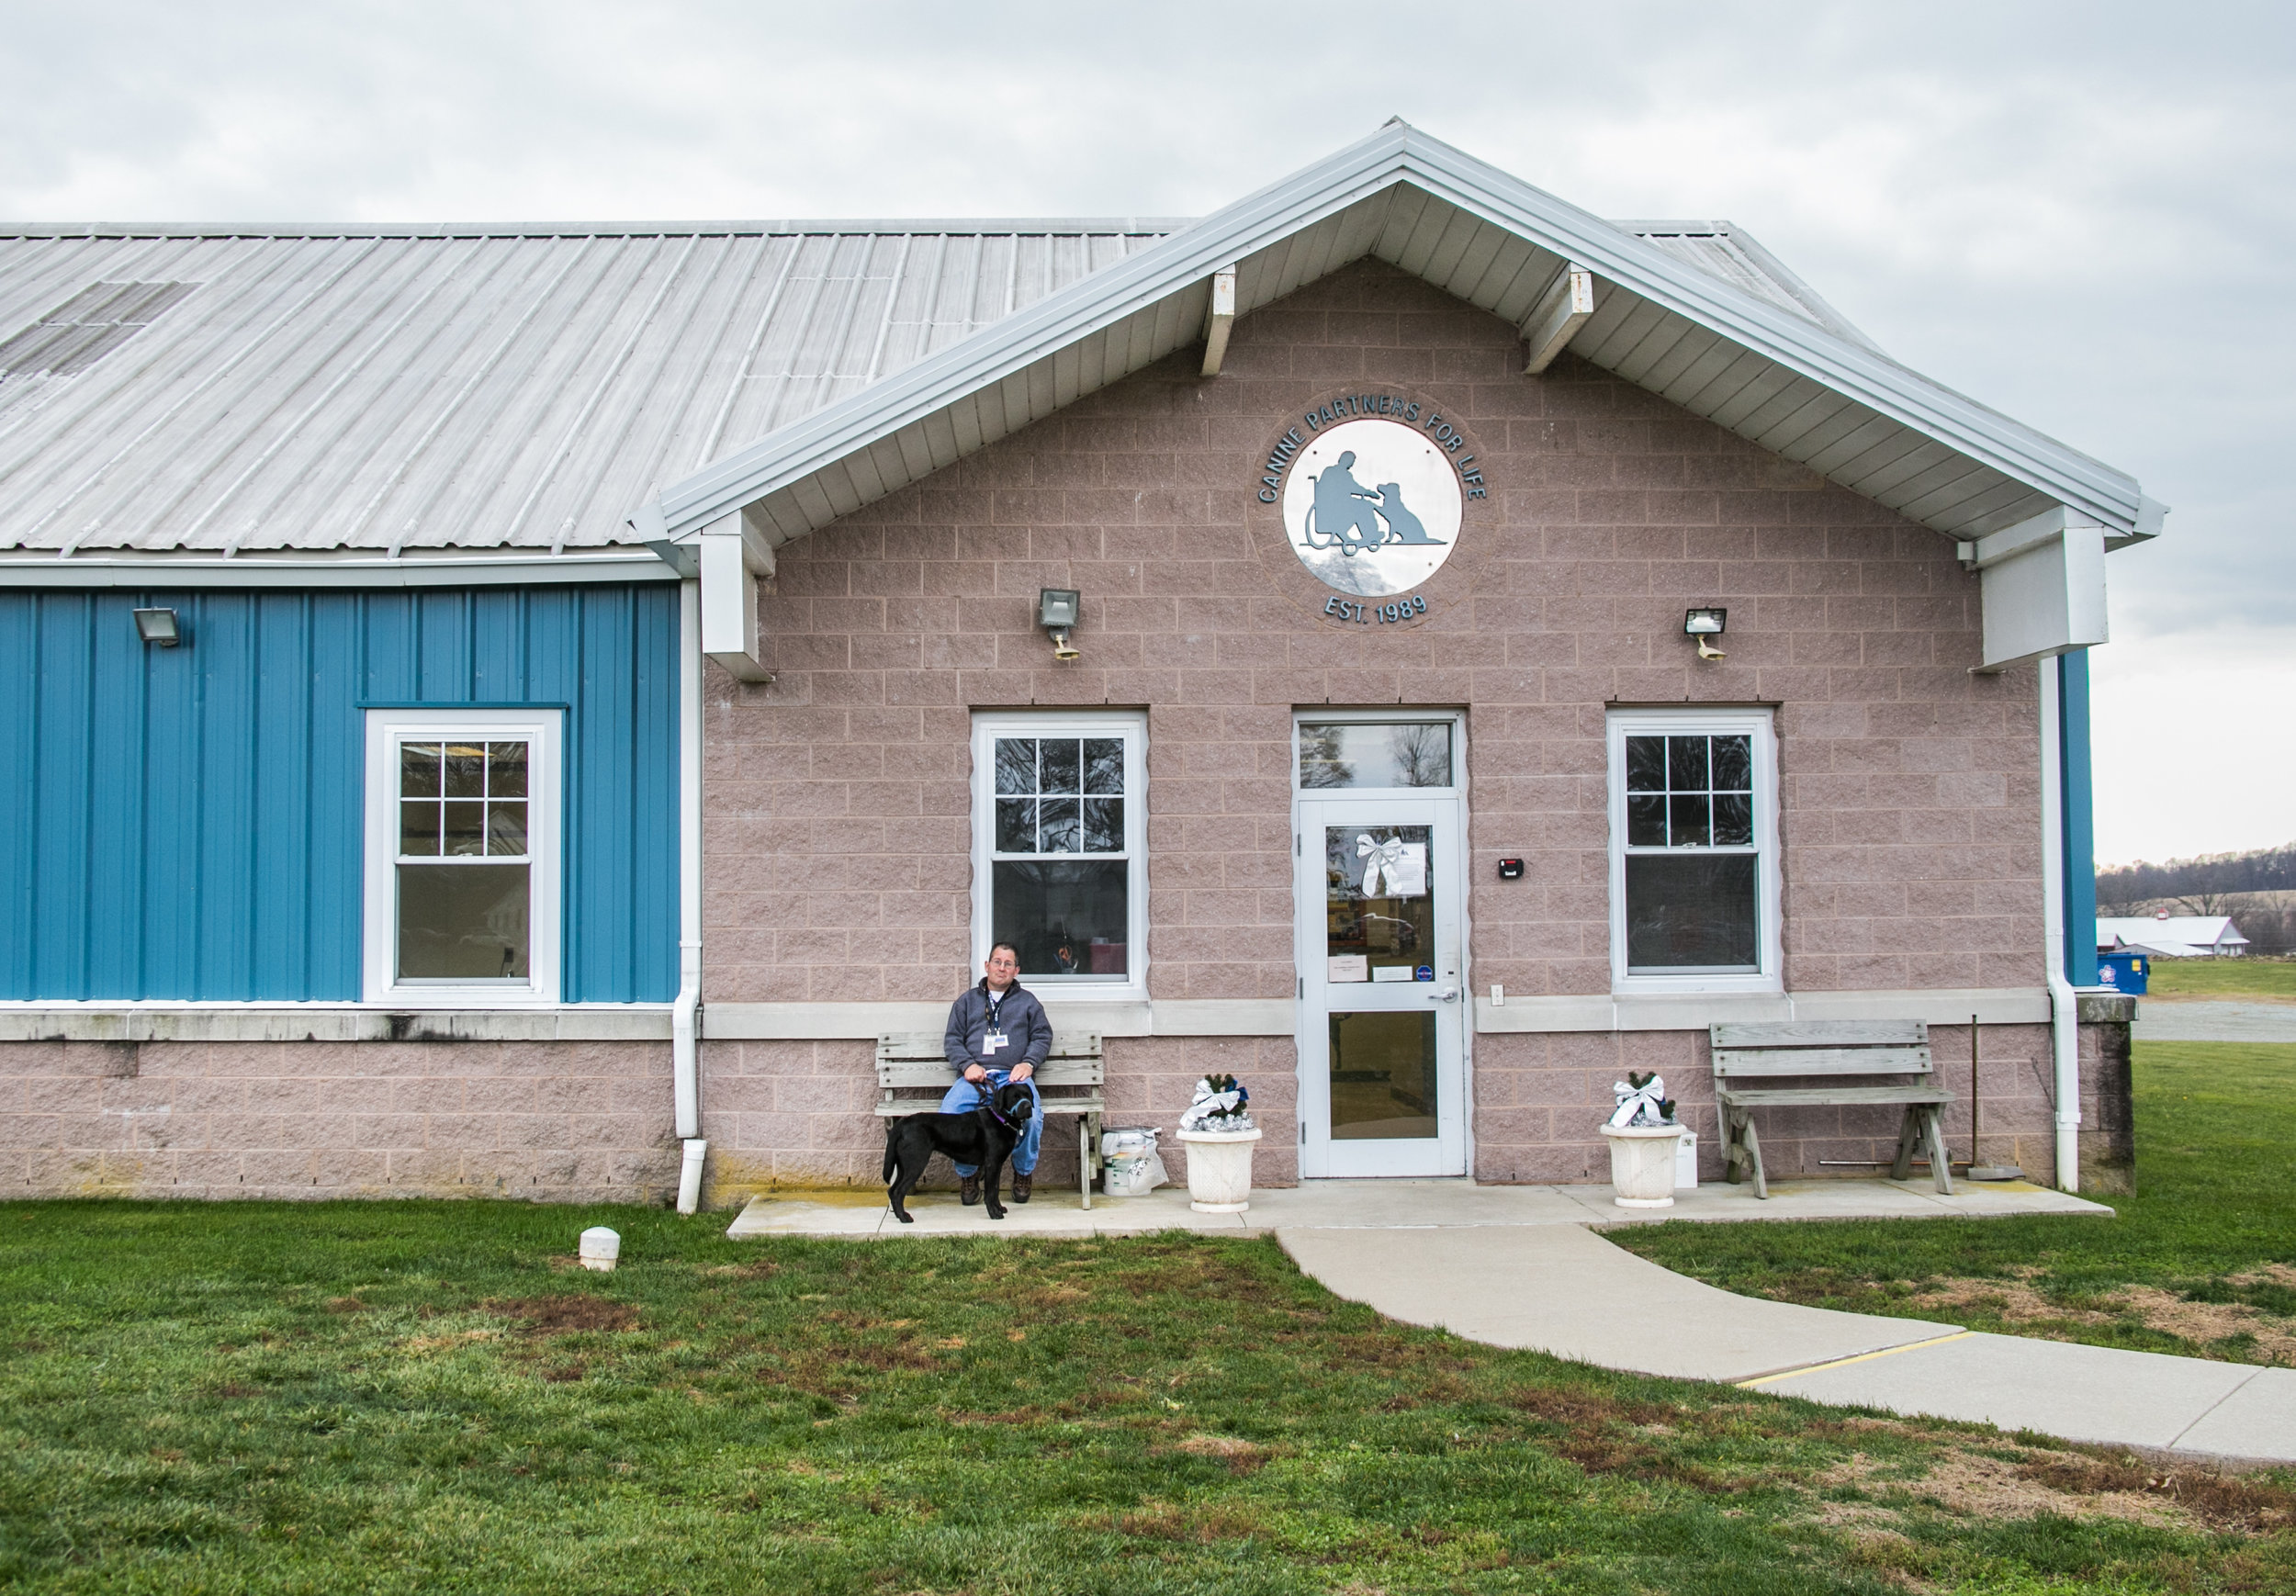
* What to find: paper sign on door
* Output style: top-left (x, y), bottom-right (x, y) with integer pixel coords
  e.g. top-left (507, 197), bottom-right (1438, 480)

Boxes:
top-left (1327, 954), bottom-right (1369, 983)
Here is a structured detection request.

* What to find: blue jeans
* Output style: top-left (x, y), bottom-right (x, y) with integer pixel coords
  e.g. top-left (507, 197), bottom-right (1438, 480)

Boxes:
top-left (939, 1073), bottom-right (1042, 1176)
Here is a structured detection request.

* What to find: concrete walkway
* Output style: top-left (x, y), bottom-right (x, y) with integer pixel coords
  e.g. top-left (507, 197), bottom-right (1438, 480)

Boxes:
top-left (724, 1174), bottom-right (2104, 1239)
top-left (2133, 999), bottom-right (2296, 1042)
top-left (724, 1177), bottom-right (2295, 1467)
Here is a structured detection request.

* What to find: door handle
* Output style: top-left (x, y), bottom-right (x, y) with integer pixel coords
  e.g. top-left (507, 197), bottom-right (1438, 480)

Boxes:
top-left (1428, 986), bottom-right (1460, 1003)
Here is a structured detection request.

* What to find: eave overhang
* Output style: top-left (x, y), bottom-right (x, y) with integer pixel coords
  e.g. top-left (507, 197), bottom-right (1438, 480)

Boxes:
top-left (633, 122), bottom-right (2161, 557)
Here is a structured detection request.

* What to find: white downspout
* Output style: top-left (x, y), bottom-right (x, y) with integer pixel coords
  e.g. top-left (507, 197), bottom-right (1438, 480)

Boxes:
top-left (2038, 661), bottom-right (2081, 1193)
top-left (673, 577), bottom-right (706, 1213)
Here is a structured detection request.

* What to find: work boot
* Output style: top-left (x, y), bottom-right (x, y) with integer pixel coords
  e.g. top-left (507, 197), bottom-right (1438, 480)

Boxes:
top-left (1011, 1173), bottom-right (1032, 1203)
top-left (960, 1174), bottom-right (981, 1206)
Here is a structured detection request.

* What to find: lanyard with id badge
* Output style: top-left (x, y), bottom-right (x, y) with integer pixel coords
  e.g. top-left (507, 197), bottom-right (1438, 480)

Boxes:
top-left (982, 991), bottom-right (1010, 1066)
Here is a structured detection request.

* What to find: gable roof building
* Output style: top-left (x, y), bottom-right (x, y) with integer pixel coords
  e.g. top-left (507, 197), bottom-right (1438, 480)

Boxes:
top-left (0, 126), bottom-right (2139, 1207)
top-left (2098, 916), bottom-right (2250, 959)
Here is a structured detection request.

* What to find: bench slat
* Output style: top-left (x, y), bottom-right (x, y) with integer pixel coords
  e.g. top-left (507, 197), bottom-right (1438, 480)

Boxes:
top-left (1712, 1046), bottom-right (1931, 1078)
top-left (1710, 1019), bottom-right (1927, 1048)
top-left (875, 1095), bottom-right (1105, 1117)
top-left (877, 1060), bottom-right (1104, 1087)
top-left (1716, 1085), bottom-right (1952, 1107)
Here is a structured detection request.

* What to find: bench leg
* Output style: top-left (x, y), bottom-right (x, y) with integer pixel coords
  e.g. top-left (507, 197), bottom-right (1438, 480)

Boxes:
top-left (1890, 1108), bottom-right (1922, 1183)
top-left (1923, 1107), bottom-right (1953, 1195)
top-left (1739, 1113), bottom-right (1768, 1199)
top-left (1719, 1107), bottom-right (1745, 1183)
top-left (1079, 1115), bottom-right (1093, 1210)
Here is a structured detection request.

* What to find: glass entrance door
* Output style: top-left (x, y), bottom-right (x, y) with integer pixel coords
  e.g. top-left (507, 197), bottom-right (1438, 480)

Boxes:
top-left (1296, 795), bottom-right (1466, 1176)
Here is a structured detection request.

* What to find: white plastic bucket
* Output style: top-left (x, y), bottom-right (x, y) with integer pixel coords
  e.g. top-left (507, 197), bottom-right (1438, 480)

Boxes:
top-left (578, 1226), bottom-right (621, 1271)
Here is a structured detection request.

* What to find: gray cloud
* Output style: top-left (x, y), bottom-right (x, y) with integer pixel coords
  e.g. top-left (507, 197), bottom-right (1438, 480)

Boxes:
top-left (1, 0), bottom-right (2288, 856)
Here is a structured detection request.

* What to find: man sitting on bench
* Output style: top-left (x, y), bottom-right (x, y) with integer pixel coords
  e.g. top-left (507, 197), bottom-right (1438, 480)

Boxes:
top-left (941, 943), bottom-right (1050, 1205)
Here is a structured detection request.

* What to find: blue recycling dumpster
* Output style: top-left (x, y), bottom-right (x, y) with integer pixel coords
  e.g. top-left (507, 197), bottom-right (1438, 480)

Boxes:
top-left (2098, 950), bottom-right (2148, 995)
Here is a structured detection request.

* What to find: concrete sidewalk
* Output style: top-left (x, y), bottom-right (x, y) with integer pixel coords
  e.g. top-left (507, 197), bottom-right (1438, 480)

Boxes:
top-left (724, 1174), bottom-right (2105, 1240)
top-left (1282, 1222), bottom-right (2296, 1467)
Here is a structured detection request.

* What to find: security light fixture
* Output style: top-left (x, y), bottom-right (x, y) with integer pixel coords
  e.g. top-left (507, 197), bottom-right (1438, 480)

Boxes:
top-left (132, 607), bottom-right (180, 646)
top-left (1683, 606), bottom-right (1726, 661)
top-left (1038, 588), bottom-right (1081, 661)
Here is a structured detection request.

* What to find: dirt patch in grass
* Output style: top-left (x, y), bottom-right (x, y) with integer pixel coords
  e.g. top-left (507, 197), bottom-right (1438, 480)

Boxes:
top-left (1900, 1267), bottom-right (2296, 1364)
top-left (1818, 1444), bottom-right (2296, 1534)
top-left (1104, 1501), bottom-right (1263, 1543)
top-left (482, 1296), bottom-right (639, 1335)
top-left (1175, 1433), bottom-right (1271, 1474)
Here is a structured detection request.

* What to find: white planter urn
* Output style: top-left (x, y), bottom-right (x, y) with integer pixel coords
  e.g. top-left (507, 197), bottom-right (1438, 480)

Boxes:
top-left (1600, 1123), bottom-right (1683, 1208)
top-left (1176, 1126), bottom-right (1262, 1212)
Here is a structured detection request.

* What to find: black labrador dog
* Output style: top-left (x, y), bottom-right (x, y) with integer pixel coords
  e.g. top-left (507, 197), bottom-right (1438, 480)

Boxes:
top-left (882, 1078), bottom-right (1036, 1223)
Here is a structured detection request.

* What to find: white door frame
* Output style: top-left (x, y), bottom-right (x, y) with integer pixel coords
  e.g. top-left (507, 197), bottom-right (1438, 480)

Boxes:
top-left (1291, 712), bottom-right (1471, 1178)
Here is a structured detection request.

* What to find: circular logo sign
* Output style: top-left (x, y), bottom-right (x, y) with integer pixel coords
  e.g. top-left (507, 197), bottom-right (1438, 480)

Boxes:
top-left (1280, 418), bottom-right (1464, 597)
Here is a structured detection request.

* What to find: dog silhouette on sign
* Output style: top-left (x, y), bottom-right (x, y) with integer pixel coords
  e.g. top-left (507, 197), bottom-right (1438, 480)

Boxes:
top-left (1371, 482), bottom-right (1443, 545)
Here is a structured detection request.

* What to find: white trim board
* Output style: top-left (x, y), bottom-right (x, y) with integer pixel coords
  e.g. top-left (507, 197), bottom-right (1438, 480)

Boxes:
top-left (701, 997), bottom-right (1294, 1040)
top-left (1473, 987), bottom-right (2054, 1032)
top-left (0, 1007), bottom-right (672, 1042)
top-left (0, 553), bottom-right (677, 588)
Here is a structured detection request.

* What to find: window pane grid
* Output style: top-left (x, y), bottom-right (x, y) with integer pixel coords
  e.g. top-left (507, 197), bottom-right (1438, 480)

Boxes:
top-left (1623, 734), bottom-right (1752, 850)
top-left (1616, 723), bottom-right (1765, 976)
top-left (987, 736), bottom-right (1127, 858)
top-left (396, 739), bottom-right (531, 861)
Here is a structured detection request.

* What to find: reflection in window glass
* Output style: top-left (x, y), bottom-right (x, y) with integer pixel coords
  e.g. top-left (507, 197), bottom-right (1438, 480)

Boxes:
top-left (1328, 1010), bottom-right (1438, 1140)
top-left (399, 861), bottom-right (530, 980)
top-left (1620, 730), bottom-right (1760, 973)
top-left (985, 732), bottom-right (1132, 980)
top-left (1299, 723), bottom-right (1452, 789)
top-left (396, 737), bottom-right (534, 983)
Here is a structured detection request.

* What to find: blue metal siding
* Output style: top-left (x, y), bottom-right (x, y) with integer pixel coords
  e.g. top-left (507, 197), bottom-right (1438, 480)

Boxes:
top-left (2058, 650), bottom-right (2099, 988)
top-left (0, 584), bottom-right (677, 1003)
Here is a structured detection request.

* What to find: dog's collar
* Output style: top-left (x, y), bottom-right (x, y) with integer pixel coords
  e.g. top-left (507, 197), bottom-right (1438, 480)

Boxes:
top-left (979, 1092), bottom-right (1026, 1131)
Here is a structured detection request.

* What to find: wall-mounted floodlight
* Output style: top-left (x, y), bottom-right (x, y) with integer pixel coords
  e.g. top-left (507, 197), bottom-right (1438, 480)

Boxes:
top-left (132, 607), bottom-right (181, 647)
top-left (1038, 588), bottom-right (1081, 661)
top-left (1683, 606), bottom-right (1726, 661)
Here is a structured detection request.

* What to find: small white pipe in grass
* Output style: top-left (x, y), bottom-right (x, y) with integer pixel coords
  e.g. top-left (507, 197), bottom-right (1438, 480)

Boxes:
top-left (2039, 662), bottom-right (2081, 1193)
top-left (676, 1139), bottom-right (708, 1217)
top-left (580, 1227), bottom-right (620, 1271)
top-left (673, 577), bottom-right (705, 1213)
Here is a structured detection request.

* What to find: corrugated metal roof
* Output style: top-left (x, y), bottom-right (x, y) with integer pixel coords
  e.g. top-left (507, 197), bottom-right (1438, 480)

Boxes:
top-left (0, 226), bottom-right (1165, 555)
top-left (0, 202), bottom-right (1868, 559)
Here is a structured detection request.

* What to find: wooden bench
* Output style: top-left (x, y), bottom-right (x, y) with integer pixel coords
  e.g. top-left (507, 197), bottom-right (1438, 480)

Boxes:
top-left (1710, 1020), bottom-right (1954, 1199)
top-left (874, 1031), bottom-right (1108, 1208)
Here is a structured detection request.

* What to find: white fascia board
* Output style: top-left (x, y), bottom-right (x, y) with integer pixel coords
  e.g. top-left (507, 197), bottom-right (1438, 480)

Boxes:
top-left (639, 123), bottom-right (2153, 545)
top-left (0, 552), bottom-right (678, 588)
top-left (1970, 507), bottom-right (2110, 671)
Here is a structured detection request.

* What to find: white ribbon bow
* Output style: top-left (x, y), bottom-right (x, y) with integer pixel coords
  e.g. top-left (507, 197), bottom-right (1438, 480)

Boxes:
top-left (1608, 1074), bottom-right (1670, 1129)
top-left (1357, 833), bottom-right (1409, 896)
top-left (1179, 1077), bottom-right (1253, 1132)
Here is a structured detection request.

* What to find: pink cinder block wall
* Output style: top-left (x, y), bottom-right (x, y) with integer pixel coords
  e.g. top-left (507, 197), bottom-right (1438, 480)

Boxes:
top-left (701, 257), bottom-right (2070, 1194)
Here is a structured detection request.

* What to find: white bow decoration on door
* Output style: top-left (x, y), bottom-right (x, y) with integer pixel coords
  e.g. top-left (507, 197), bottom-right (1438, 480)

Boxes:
top-left (1356, 833), bottom-right (1426, 897)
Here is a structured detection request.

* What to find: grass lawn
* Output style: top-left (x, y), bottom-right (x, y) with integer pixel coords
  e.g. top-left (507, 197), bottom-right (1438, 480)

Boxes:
top-left (3, 1201), bottom-right (2291, 1592)
top-left (1614, 1042), bottom-right (2296, 1366)
top-left (2142, 960), bottom-right (2296, 1001)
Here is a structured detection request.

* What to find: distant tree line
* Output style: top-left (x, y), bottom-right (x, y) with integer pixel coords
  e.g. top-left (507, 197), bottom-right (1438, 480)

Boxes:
top-left (2096, 841), bottom-right (2296, 952)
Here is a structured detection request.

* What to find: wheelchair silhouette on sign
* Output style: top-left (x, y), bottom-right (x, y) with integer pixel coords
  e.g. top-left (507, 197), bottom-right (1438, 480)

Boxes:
top-left (1300, 450), bottom-right (1445, 557)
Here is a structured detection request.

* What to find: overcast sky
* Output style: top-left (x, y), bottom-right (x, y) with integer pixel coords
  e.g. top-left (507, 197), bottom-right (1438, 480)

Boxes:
top-left (3, 0), bottom-right (2288, 867)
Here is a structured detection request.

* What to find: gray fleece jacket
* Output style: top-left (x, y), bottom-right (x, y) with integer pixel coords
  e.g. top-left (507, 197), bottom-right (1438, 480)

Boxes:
top-left (942, 979), bottom-right (1053, 1074)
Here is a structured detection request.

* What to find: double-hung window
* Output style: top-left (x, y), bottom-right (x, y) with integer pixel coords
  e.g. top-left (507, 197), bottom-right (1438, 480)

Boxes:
top-left (970, 712), bottom-right (1146, 1001)
top-left (1607, 709), bottom-right (1780, 991)
top-left (364, 708), bottom-right (561, 1004)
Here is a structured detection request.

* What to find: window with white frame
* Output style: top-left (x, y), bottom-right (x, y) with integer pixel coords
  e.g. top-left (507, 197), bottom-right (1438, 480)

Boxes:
top-left (1607, 709), bottom-right (1780, 989)
top-left (364, 709), bottom-right (561, 1004)
top-left (971, 712), bottom-right (1146, 997)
